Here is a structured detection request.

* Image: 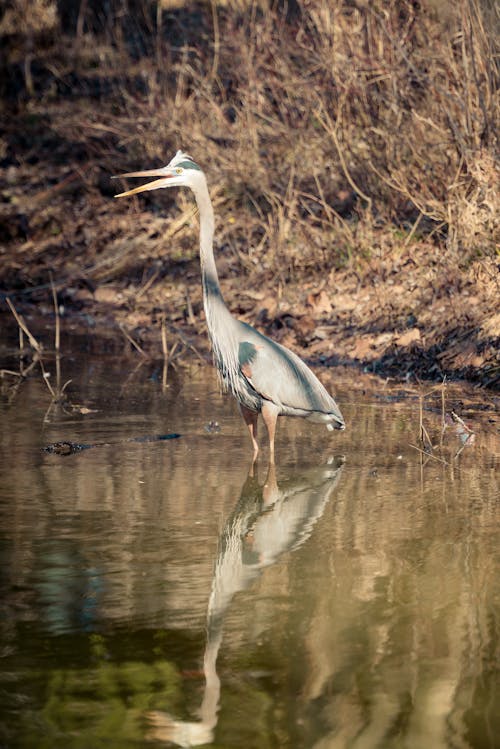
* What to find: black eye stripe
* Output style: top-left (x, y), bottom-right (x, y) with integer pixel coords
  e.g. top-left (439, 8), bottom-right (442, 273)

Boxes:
top-left (175, 160), bottom-right (202, 171)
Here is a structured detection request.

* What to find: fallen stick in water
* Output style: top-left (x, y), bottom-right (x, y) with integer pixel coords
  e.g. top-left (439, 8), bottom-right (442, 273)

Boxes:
top-left (43, 432), bottom-right (182, 455)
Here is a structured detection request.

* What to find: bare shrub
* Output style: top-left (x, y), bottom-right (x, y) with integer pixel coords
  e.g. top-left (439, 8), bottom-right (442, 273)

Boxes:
top-left (2, 0), bottom-right (498, 273)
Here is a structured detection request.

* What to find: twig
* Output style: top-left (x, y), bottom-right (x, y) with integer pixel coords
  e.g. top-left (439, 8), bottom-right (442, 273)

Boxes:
top-left (119, 324), bottom-right (148, 357)
top-left (5, 298), bottom-right (42, 353)
top-left (439, 379), bottom-right (447, 447)
top-left (209, 0), bottom-right (220, 82)
top-left (418, 394), bottom-right (433, 452)
top-left (49, 272), bottom-right (60, 353)
top-left (403, 212), bottom-right (423, 247)
top-left (38, 359), bottom-right (56, 399)
top-left (135, 268), bottom-right (160, 301)
top-left (32, 165), bottom-right (91, 206)
top-left (160, 314), bottom-right (168, 361)
top-left (409, 443), bottom-right (450, 466)
top-left (60, 379), bottom-right (73, 395)
top-left (454, 433), bottom-right (474, 459)
top-left (169, 340), bottom-right (179, 361)
top-left (119, 358), bottom-right (148, 396)
top-left (311, 177), bottom-right (354, 241)
top-left (170, 326), bottom-right (206, 364)
top-left (314, 101), bottom-right (373, 210)
top-left (155, 0), bottom-right (163, 69)
top-left (160, 314), bottom-right (169, 389)
top-left (450, 410), bottom-right (474, 434)
top-left (18, 357), bottom-right (38, 379)
top-left (185, 286), bottom-right (196, 326)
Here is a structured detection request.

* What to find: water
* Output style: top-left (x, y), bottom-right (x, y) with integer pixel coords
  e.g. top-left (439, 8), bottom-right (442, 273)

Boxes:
top-left (0, 344), bottom-right (499, 748)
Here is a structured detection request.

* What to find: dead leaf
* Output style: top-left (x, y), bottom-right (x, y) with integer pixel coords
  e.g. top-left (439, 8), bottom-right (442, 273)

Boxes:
top-left (331, 293), bottom-right (358, 312)
top-left (94, 286), bottom-right (123, 304)
top-left (293, 315), bottom-right (316, 343)
top-left (258, 295), bottom-right (279, 317)
top-left (373, 332), bottom-right (393, 348)
top-left (242, 289), bottom-right (265, 301)
top-left (124, 312), bottom-right (151, 328)
top-left (306, 289), bottom-right (332, 315)
top-left (71, 405), bottom-right (98, 415)
top-left (350, 337), bottom-right (376, 360)
top-left (395, 328), bottom-right (421, 347)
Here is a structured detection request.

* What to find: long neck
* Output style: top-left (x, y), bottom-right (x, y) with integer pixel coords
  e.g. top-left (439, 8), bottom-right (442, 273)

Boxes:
top-left (192, 177), bottom-right (241, 394)
top-left (193, 179), bottom-right (233, 337)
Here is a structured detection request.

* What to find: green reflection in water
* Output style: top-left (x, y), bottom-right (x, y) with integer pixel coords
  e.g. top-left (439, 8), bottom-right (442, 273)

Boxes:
top-left (4, 630), bottom-right (181, 748)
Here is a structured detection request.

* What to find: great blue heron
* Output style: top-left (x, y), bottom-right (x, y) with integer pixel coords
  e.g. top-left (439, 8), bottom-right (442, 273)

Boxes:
top-left (114, 150), bottom-right (345, 461)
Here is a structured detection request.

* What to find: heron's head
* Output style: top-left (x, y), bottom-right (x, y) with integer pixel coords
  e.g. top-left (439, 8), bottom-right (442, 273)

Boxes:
top-left (113, 150), bottom-right (204, 198)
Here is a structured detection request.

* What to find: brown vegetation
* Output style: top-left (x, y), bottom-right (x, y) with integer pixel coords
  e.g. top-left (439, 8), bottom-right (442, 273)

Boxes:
top-left (1, 0), bottom-right (499, 385)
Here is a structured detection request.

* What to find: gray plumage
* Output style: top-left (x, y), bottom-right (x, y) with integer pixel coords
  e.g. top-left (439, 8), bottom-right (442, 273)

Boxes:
top-left (114, 150), bottom-right (345, 460)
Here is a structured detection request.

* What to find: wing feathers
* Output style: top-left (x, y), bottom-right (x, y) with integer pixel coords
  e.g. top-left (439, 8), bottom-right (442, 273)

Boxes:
top-left (237, 324), bottom-right (343, 422)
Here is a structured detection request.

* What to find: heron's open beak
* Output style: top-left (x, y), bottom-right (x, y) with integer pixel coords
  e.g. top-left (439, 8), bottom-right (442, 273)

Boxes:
top-left (112, 168), bottom-right (175, 198)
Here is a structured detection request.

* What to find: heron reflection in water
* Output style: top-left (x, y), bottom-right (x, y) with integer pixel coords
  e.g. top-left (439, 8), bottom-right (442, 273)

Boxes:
top-left (146, 456), bottom-right (345, 746)
top-left (114, 151), bottom-right (344, 462)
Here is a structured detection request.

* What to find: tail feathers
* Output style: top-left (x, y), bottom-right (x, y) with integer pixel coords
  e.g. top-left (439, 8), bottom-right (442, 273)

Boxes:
top-left (327, 418), bottom-right (345, 432)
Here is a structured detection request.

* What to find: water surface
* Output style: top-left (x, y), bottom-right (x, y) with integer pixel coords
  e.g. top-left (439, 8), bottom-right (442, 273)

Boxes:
top-left (1, 346), bottom-right (499, 748)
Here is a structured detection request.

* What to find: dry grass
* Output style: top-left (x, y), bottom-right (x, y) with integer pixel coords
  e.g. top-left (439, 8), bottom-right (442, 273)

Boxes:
top-left (3, 0), bottom-right (497, 257)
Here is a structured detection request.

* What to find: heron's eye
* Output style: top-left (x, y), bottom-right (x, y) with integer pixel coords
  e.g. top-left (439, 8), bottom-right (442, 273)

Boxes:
top-left (175, 168), bottom-right (183, 174)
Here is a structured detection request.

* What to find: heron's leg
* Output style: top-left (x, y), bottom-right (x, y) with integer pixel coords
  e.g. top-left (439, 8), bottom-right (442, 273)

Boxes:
top-left (262, 461), bottom-right (279, 505)
top-left (261, 401), bottom-right (279, 464)
top-left (240, 405), bottom-right (259, 459)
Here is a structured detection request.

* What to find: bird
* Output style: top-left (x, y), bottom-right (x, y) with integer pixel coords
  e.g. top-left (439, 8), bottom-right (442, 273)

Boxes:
top-left (113, 150), bottom-right (345, 462)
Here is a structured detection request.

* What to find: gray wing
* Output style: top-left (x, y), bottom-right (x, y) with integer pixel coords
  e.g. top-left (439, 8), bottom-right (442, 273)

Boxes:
top-left (237, 322), bottom-right (343, 421)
